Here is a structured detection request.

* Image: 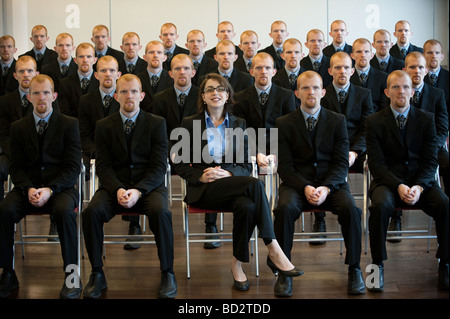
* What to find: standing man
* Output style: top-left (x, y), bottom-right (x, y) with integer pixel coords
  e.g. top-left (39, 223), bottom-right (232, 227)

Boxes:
top-left (91, 24), bottom-right (124, 69)
top-left (20, 25), bottom-right (58, 72)
top-left (0, 74), bottom-right (82, 299)
top-left (366, 70), bottom-right (448, 292)
top-left (274, 71), bottom-right (364, 297)
top-left (390, 20), bottom-right (423, 60)
top-left (236, 30), bottom-right (260, 74)
top-left (205, 21), bottom-right (243, 59)
top-left (82, 74), bottom-right (177, 299)
top-left (118, 32), bottom-right (147, 76)
top-left (259, 21), bottom-right (289, 71)
top-left (0, 35), bottom-right (18, 96)
top-left (323, 20), bottom-right (353, 57)
top-left (58, 43), bottom-right (99, 118)
top-left (160, 23), bottom-right (189, 71)
top-left (185, 30), bottom-right (217, 86)
top-left (370, 29), bottom-right (404, 74)
top-left (138, 40), bottom-right (174, 112)
top-left (300, 29), bottom-right (333, 87)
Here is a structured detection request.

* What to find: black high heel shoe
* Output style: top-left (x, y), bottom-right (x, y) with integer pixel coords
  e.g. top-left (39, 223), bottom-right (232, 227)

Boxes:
top-left (231, 270), bottom-right (249, 291)
top-left (267, 256), bottom-right (303, 277)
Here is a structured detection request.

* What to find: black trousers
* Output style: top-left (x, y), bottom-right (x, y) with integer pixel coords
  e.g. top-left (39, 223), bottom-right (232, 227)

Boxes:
top-left (82, 186), bottom-right (174, 271)
top-left (369, 184), bottom-right (449, 263)
top-left (273, 183), bottom-right (362, 265)
top-left (0, 154), bottom-right (9, 202)
top-left (0, 188), bottom-right (79, 270)
top-left (189, 176), bottom-right (275, 263)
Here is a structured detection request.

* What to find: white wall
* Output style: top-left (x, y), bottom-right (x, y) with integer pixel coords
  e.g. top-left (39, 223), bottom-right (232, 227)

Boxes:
top-left (1, 0), bottom-right (448, 65)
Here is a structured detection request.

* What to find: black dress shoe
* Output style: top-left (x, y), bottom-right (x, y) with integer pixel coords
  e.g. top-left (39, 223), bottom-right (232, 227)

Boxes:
top-left (48, 219), bottom-right (59, 242)
top-left (438, 263), bottom-right (449, 291)
top-left (274, 275), bottom-right (293, 297)
top-left (367, 264), bottom-right (384, 292)
top-left (158, 272), bottom-right (177, 298)
top-left (204, 225), bottom-right (221, 249)
top-left (267, 256), bottom-right (303, 277)
top-left (347, 268), bottom-right (366, 295)
top-left (387, 217), bottom-right (402, 243)
top-left (60, 276), bottom-right (82, 299)
top-left (83, 272), bottom-right (107, 299)
top-left (232, 270), bottom-right (249, 291)
top-left (0, 270), bottom-right (19, 298)
top-left (309, 219), bottom-right (326, 245)
top-left (124, 225), bottom-right (143, 250)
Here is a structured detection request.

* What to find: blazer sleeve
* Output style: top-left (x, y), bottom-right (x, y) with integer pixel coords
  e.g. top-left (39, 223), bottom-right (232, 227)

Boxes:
top-left (350, 89), bottom-right (374, 153)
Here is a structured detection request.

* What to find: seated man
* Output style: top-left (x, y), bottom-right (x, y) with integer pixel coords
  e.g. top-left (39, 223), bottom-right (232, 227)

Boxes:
top-left (366, 70), bottom-right (449, 292)
top-left (82, 74), bottom-right (177, 299)
top-left (0, 74), bottom-right (81, 299)
top-left (273, 71), bottom-right (364, 297)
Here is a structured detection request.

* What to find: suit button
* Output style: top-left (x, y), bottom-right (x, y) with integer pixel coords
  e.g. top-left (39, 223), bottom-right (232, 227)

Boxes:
top-left (41, 166), bottom-right (45, 170)
top-left (313, 162), bottom-right (318, 167)
top-left (130, 164), bottom-right (134, 169)
top-left (404, 161), bottom-right (408, 165)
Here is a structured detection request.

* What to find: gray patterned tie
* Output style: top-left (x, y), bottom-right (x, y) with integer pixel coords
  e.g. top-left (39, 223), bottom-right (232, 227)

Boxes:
top-left (413, 90), bottom-right (420, 105)
top-left (400, 48), bottom-right (407, 59)
top-left (380, 61), bottom-right (387, 71)
top-left (193, 61), bottom-right (200, 71)
top-left (2, 66), bottom-right (9, 77)
top-left (307, 116), bottom-right (316, 131)
top-left (151, 75), bottom-right (159, 87)
top-left (359, 72), bottom-right (367, 86)
top-left (61, 64), bottom-right (69, 76)
top-left (289, 73), bottom-right (297, 87)
top-left (165, 51), bottom-right (173, 61)
top-left (179, 93), bottom-right (187, 106)
top-left (37, 119), bottom-right (47, 135)
top-left (397, 114), bottom-right (406, 129)
top-left (127, 63), bottom-right (135, 74)
top-left (260, 92), bottom-right (268, 106)
top-left (81, 77), bottom-right (89, 93)
top-left (339, 90), bottom-right (347, 104)
top-left (125, 119), bottom-right (134, 136)
top-left (430, 73), bottom-right (437, 87)
top-left (313, 60), bottom-right (320, 72)
top-left (36, 53), bottom-right (43, 62)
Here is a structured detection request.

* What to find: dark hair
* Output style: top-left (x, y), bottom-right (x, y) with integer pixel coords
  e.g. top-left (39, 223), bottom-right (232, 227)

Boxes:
top-left (197, 73), bottom-right (235, 117)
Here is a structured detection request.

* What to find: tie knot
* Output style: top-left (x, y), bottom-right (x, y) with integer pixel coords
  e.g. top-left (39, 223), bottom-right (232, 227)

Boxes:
top-left (2, 65), bottom-right (9, 77)
top-left (260, 92), bottom-right (269, 106)
top-left (127, 63), bottom-right (135, 73)
top-left (397, 114), bottom-right (406, 129)
top-left (151, 75), bottom-right (159, 86)
top-left (307, 116), bottom-right (316, 131)
top-left (165, 51), bottom-right (173, 61)
top-left (380, 60), bottom-right (387, 71)
top-left (22, 94), bottom-right (29, 107)
top-left (360, 72), bottom-right (367, 85)
top-left (103, 95), bottom-right (112, 107)
top-left (313, 60), bottom-right (321, 71)
top-left (61, 64), bottom-right (69, 76)
top-left (37, 119), bottom-right (47, 135)
top-left (430, 73), bottom-right (438, 86)
top-left (289, 73), bottom-right (297, 85)
top-left (400, 48), bottom-right (407, 58)
top-left (339, 90), bottom-right (347, 104)
top-left (193, 61), bottom-right (200, 70)
top-left (81, 77), bottom-right (89, 90)
top-left (125, 119), bottom-right (134, 135)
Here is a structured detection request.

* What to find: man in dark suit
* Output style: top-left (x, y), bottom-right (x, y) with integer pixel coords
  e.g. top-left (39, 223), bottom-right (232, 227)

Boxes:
top-left (19, 25), bottom-right (58, 72)
top-left (350, 38), bottom-right (388, 112)
top-left (0, 74), bottom-right (82, 299)
top-left (204, 21), bottom-right (243, 59)
top-left (370, 29), bottom-right (404, 74)
top-left (185, 30), bottom-right (218, 86)
top-left (423, 39), bottom-right (449, 112)
top-left (390, 20), bottom-right (423, 60)
top-left (160, 23), bottom-right (189, 71)
top-left (82, 74), bottom-right (177, 299)
top-left (273, 38), bottom-right (306, 108)
top-left (91, 25), bottom-right (124, 71)
top-left (311, 52), bottom-right (373, 243)
top-left (366, 70), bottom-right (448, 292)
top-left (138, 40), bottom-right (174, 113)
top-left (59, 43), bottom-right (99, 118)
top-left (235, 30), bottom-right (260, 74)
top-left (199, 40), bottom-right (253, 93)
top-left (258, 21), bottom-right (289, 71)
top-left (41, 33), bottom-right (77, 93)
top-left (118, 32), bottom-right (147, 76)
top-left (273, 71), bottom-right (364, 297)
top-left (323, 20), bottom-right (353, 57)
top-left (300, 29), bottom-right (333, 87)
top-left (0, 35), bottom-right (18, 96)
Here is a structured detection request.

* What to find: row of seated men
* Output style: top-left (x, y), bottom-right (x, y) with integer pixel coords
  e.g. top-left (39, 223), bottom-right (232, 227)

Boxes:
top-left (0, 19), bottom-right (448, 299)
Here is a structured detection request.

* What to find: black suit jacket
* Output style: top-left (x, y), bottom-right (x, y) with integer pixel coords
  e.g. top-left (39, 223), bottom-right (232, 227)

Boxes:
top-left (95, 110), bottom-right (167, 196)
top-left (40, 58), bottom-right (78, 93)
top-left (366, 105), bottom-right (438, 193)
top-left (58, 72), bottom-right (99, 118)
top-left (389, 43), bottom-right (423, 60)
top-left (370, 55), bottom-right (404, 74)
top-left (118, 56), bottom-right (148, 76)
top-left (234, 56), bottom-right (251, 74)
top-left (276, 107), bottom-right (349, 194)
top-left (192, 55), bottom-right (218, 86)
top-left (19, 47), bottom-right (58, 72)
top-left (259, 45), bottom-right (284, 71)
top-left (272, 67), bottom-right (306, 108)
top-left (0, 59), bottom-right (18, 96)
top-left (174, 112), bottom-right (252, 204)
top-left (93, 46), bottom-right (124, 71)
top-left (78, 89), bottom-right (120, 158)
top-left (321, 83), bottom-right (374, 154)
top-left (205, 45), bottom-right (244, 59)
top-left (424, 68), bottom-right (449, 112)
top-left (137, 69), bottom-right (174, 113)
top-left (9, 111), bottom-right (81, 202)
top-left (350, 67), bottom-right (388, 112)
top-left (232, 84), bottom-right (296, 154)
top-left (300, 55), bottom-right (333, 87)
top-left (323, 43), bottom-right (353, 57)
top-left (198, 68), bottom-right (253, 93)
top-left (162, 45), bottom-right (189, 71)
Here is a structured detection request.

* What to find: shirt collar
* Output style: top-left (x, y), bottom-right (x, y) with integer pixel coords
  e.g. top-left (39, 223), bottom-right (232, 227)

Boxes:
top-left (120, 109), bottom-right (139, 124)
top-left (33, 109), bottom-right (53, 126)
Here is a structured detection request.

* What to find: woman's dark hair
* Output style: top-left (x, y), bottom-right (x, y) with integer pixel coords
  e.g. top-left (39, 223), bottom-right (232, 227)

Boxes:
top-left (197, 73), bottom-right (235, 117)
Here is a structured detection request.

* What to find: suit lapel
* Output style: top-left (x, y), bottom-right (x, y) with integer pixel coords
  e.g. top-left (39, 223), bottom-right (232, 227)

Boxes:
top-left (404, 106), bottom-right (418, 149)
top-left (344, 85), bottom-right (356, 118)
top-left (249, 86), bottom-right (263, 120)
top-left (130, 111), bottom-right (146, 153)
top-left (294, 108), bottom-right (313, 149)
top-left (325, 85), bottom-right (342, 113)
top-left (13, 90), bottom-right (24, 119)
top-left (112, 112), bottom-right (127, 152)
top-left (25, 114), bottom-right (39, 155)
top-left (42, 111), bottom-right (58, 153)
top-left (314, 107), bottom-right (328, 150)
top-left (383, 107), bottom-right (404, 147)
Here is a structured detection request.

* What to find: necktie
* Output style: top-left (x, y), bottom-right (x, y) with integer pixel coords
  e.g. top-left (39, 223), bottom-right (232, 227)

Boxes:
top-left (127, 63), bottom-right (135, 73)
top-left (36, 53), bottom-right (43, 62)
top-left (2, 66), bottom-right (9, 77)
top-left (260, 92), bottom-right (268, 106)
top-left (359, 72), bottom-right (367, 86)
top-left (223, 74), bottom-right (230, 81)
top-left (151, 75), bottom-right (159, 87)
top-left (430, 73), bottom-right (437, 87)
top-left (380, 61), bottom-right (387, 71)
top-left (276, 49), bottom-right (282, 59)
top-left (193, 61), bottom-right (200, 71)
top-left (400, 48), bottom-right (407, 59)
top-left (179, 93), bottom-right (187, 106)
top-left (313, 60), bottom-right (320, 72)
top-left (97, 53), bottom-right (104, 59)
top-left (289, 73), bottom-right (297, 87)
top-left (37, 119), bottom-right (47, 135)
top-left (397, 114), bottom-right (406, 129)
top-left (247, 61), bottom-right (252, 71)
top-left (124, 119), bottom-right (134, 136)
top-left (413, 90), bottom-right (420, 105)
top-left (22, 95), bottom-right (29, 115)
top-left (336, 48), bottom-right (343, 52)
top-left (104, 95), bottom-right (112, 108)
top-left (165, 51), bottom-right (173, 61)
top-left (81, 77), bottom-right (89, 93)
top-left (339, 90), bottom-right (347, 104)
top-left (61, 64), bottom-right (69, 76)
top-left (307, 116), bottom-right (316, 131)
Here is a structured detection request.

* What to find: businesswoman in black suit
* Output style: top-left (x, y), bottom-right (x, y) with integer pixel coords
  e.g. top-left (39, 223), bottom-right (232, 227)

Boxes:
top-left (174, 73), bottom-right (302, 293)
